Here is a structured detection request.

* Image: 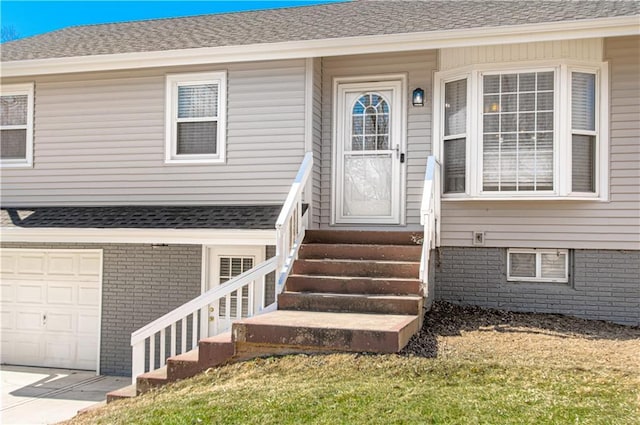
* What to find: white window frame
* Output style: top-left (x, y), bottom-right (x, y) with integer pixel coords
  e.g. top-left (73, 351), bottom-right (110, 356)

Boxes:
top-left (507, 248), bottom-right (569, 283)
top-left (165, 71), bottom-right (227, 164)
top-left (1, 82), bottom-right (34, 168)
top-left (434, 60), bottom-right (609, 201)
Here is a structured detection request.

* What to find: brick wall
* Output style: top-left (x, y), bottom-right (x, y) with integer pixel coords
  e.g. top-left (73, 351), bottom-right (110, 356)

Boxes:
top-left (434, 247), bottom-right (640, 326)
top-left (1, 242), bottom-right (202, 375)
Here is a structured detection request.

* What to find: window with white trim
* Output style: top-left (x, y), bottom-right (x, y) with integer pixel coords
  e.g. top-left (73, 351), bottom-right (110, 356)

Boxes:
top-left (165, 72), bottom-right (226, 164)
top-left (507, 249), bottom-right (569, 283)
top-left (1, 83), bottom-right (34, 168)
top-left (438, 62), bottom-right (607, 199)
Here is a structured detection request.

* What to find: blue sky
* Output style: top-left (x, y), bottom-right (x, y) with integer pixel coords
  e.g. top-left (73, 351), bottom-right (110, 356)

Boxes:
top-left (1, 1), bottom-right (343, 40)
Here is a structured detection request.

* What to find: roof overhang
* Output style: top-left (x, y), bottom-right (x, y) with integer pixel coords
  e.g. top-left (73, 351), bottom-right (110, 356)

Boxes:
top-left (0, 227), bottom-right (276, 245)
top-left (2, 16), bottom-right (638, 78)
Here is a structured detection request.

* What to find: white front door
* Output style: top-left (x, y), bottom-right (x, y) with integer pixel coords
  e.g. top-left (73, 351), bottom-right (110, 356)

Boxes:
top-left (205, 246), bottom-right (264, 336)
top-left (0, 249), bottom-right (101, 371)
top-left (334, 79), bottom-right (405, 225)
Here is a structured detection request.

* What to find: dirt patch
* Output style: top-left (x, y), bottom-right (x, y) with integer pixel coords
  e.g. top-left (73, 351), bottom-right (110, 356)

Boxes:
top-left (402, 302), bottom-right (640, 373)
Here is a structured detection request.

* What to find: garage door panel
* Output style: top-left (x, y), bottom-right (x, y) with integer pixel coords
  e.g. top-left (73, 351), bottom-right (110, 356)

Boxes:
top-left (76, 343), bottom-right (99, 370)
top-left (3, 332), bottom-right (43, 366)
top-left (47, 254), bottom-right (77, 276)
top-left (17, 283), bottom-right (45, 303)
top-left (17, 311), bottom-right (43, 330)
top-left (17, 254), bottom-right (46, 275)
top-left (1, 253), bottom-right (17, 274)
top-left (1, 310), bottom-right (14, 329)
top-left (47, 284), bottom-right (75, 304)
top-left (79, 255), bottom-right (101, 277)
top-left (78, 312), bottom-right (99, 334)
top-left (78, 285), bottom-right (99, 306)
top-left (0, 249), bottom-right (101, 371)
top-left (44, 338), bottom-right (75, 368)
top-left (47, 312), bottom-right (74, 333)
top-left (1, 281), bottom-right (15, 302)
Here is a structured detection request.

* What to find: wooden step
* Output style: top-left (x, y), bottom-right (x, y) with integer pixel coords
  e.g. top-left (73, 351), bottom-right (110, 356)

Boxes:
top-left (304, 230), bottom-right (421, 246)
top-left (292, 259), bottom-right (419, 278)
top-left (299, 243), bottom-right (421, 261)
top-left (278, 292), bottom-right (423, 315)
top-left (106, 384), bottom-right (136, 403)
top-left (286, 275), bottom-right (422, 296)
top-left (233, 310), bottom-right (420, 354)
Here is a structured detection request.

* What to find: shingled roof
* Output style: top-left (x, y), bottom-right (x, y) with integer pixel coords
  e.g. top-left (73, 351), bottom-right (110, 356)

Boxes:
top-left (2, 1), bottom-right (638, 62)
top-left (1, 206), bottom-right (281, 230)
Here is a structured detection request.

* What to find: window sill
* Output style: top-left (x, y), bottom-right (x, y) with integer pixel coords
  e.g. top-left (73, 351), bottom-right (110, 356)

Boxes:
top-left (442, 195), bottom-right (603, 202)
top-left (1, 161), bottom-right (33, 169)
top-left (164, 157), bottom-right (225, 165)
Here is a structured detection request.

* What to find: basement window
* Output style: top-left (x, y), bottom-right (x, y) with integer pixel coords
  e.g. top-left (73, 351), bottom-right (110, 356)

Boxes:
top-left (507, 248), bottom-right (568, 283)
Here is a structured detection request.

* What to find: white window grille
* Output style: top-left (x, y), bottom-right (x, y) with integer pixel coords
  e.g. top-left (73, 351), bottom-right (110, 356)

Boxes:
top-left (437, 61), bottom-right (607, 200)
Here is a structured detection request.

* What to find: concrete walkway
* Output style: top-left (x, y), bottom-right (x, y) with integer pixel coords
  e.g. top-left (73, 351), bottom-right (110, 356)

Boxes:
top-left (1, 365), bottom-right (127, 425)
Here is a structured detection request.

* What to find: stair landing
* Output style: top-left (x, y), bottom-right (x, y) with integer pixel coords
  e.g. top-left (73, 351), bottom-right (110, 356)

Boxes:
top-left (234, 310), bottom-right (420, 354)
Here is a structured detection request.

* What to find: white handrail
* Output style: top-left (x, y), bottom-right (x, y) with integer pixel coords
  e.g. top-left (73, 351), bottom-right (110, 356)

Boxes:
top-left (130, 152), bottom-right (313, 381)
top-left (275, 151), bottom-right (313, 293)
top-left (419, 156), bottom-right (440, 289)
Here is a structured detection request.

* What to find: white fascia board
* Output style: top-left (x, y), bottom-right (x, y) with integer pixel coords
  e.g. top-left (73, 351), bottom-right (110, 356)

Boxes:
top-left (0, 227), bottom-right (276, 245)
top-left (2, 16), bottom-right (638, 78)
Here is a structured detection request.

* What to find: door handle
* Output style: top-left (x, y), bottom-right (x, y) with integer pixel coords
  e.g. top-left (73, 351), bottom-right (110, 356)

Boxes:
top-left (42, 313), bottom-right (47, 326)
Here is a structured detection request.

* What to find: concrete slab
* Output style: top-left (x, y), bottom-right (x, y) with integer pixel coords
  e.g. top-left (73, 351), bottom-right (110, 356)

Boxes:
top-left (1, 365), bottom-right (127, 425)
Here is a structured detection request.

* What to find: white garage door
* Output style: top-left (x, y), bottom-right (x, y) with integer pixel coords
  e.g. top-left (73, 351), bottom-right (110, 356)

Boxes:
top-left (0, 249), bottom-right (101, 371)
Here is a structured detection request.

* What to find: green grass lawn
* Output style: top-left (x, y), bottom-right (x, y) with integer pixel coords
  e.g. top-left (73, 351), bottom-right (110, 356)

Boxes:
top-left (67, 305), bottom-right (640, 425)
top-left (70, 353), bottom-right (638, 424)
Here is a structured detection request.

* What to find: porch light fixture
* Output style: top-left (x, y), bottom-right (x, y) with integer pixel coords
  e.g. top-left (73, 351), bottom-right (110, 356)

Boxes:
top-left (412, 88), bottom-right (425, 106)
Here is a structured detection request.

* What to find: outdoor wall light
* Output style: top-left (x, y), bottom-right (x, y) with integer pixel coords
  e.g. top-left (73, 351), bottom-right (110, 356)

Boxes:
top-left (412, 88), bottom-right (425, 106)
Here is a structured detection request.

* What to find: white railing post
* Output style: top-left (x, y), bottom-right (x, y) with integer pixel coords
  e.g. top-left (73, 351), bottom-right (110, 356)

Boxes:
top-left (419, 156), bottom-right (440, 289)
top-left (131, 341), bottom-right (145, 384)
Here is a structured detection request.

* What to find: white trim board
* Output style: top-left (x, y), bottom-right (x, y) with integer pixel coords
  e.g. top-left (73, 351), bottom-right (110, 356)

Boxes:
top-left (1, 228), bottom-right (276, 245)
top-left (2, 16), bottom-right (638, 77)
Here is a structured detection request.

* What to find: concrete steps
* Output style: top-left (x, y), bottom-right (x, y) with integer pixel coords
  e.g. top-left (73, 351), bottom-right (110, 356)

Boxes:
top-left (233, 310), bottom-right (420, 354)
top-left (107, 230), bottom-right (424, 403)
top-left (285, 275), bottom-right (421, 295)
top-left (278, 292), bottom-right (423, 315)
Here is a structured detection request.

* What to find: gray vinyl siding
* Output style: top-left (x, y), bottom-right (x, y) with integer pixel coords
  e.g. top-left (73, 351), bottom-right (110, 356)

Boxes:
top-left (439, 36), bottom-right (640, 250)
top-left (311, 57), bottom-right (323, 229)
top-left (0, 59), bottom-right (306, 206)
top-left (319, 50), bottom-right (436, 229)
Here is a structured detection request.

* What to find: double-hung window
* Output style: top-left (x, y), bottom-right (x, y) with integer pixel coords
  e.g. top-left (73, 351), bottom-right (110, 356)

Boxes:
top-left (1, 83), bottom-right (34, 168)
top-left (165, 72), bottom-right (226, 164)
top-left (438, 61), bottom-right (606, 200)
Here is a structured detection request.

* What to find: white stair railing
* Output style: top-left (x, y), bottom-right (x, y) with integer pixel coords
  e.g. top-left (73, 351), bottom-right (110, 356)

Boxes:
top-left (419, 156), bottom-right (440, 292)
top-left (129, 152), bottom-right (313, 382)
top-left (273, 151), bottom-right (314, 301)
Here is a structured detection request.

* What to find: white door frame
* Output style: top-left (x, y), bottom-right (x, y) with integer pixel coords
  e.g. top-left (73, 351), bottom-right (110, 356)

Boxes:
top-left (202, 245), bottom-right (265, 335)
top-left (331, 74), bottom-right (407, 225)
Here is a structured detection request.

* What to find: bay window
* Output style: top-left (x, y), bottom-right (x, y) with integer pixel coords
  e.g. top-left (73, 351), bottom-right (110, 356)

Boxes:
top-left (438, 61), bottom-right (607, 199)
